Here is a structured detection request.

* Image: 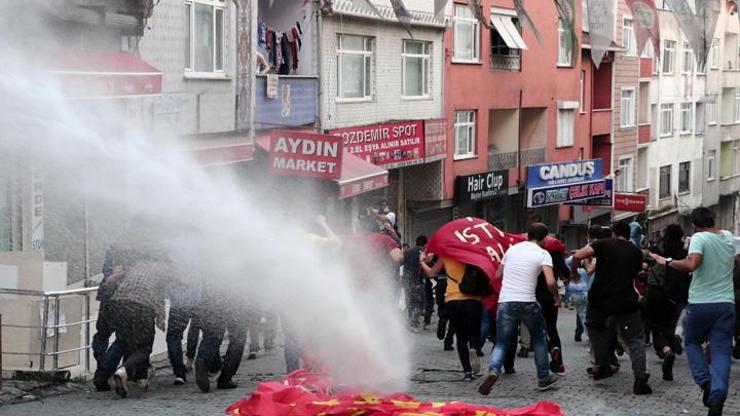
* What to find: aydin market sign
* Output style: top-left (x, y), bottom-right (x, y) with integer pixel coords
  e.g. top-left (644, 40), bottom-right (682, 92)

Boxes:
top-left (526, 159), bottom-right (603, 188)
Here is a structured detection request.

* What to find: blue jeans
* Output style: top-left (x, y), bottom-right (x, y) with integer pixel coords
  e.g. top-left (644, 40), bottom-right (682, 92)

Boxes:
top-left (480, 307), bottom-right (492, 351)
top-left (683, 303), bottom-right (736, 406)
top-left (571, 293), bottom-right (588, 337)
top-left (488, 302), bottom-right (550, 381)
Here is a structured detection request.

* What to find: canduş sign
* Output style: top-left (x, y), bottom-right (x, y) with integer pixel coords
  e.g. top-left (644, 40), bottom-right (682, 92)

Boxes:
top-left (527, 159), bottom-right (603, 188)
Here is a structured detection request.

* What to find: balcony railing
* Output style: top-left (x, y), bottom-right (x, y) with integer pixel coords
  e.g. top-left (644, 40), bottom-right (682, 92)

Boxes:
top-left (490, 53), bottom-right (521, 71)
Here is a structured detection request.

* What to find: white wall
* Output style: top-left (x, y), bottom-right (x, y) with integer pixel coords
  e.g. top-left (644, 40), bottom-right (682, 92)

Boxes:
top-left (320, 14), bottom-right (444, 129)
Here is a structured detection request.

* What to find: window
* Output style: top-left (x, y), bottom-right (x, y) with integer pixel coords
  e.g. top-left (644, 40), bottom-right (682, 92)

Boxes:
top-left (637, 148), bottom-right (648, 189)
top-left (617, 157), bottom-right (633, 192)
top-left (735, 88), bottom-right (740, 122)
top-left (454, 111), bottom-right (476, 158)
top-left (662, 40), bottom-right (675, 74)
top-left (557, 108), bottom-right (575, 147)
top-left (710, 38), bottom-right (719, 69)
top-left (707, 97), bottom-right (718, 125)
top-left (660, 103), bottom-right (674, 136)
top-left (682, 42), bottom-right (694, 74)
top-left (490, 12), bottom-right (524, 70)
top-left (680, 102), bottom-right (693, 134)
top-left (707, 149), bottom-right (716, 180)
top-left (558, 19), bottom-right (573, 67)
top-left (641, 40), bottom-right (652, 58)
top-left (582, 0), bottom-right (589, 32)
top-left (623, 19), bottom-right (636, 56)
top-left (453, 5), bottom-right (480, 62)
top-left (620, 88), bottom-right (636, 127)
top-left (678, 162), bottom-right (690, 193)
top-left (337, 35), bottom-right (374, 100)
top-left (402, 41), bottom-right (431, 98)
top-left (579, 70), bottom-right (585, 113)
top-left (659, 165), bottom-right (672, 199)
top-left (185, 0), bottom-right (225, 73)
top-left (734, 140), bottom-right (740, 174)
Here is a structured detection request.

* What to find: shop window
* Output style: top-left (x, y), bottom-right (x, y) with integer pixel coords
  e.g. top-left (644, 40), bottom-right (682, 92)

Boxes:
top-left (337, 34), bottom-right (374, 100)
top-left (659, 165), bottom-right (671, 199)
top-left (454, 111), bottom-right (476, 159)
top-left (402, 40), bottom-right (431, 98)
top-left (185, 0), bottom-right (225, 73)
top-left (678, 161), bottom-right (690, 193)
top-left (453, 5), bottom-right (480, 62)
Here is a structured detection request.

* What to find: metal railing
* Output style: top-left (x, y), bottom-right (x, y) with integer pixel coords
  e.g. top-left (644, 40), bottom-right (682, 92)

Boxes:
top-left (490, 53), bottom-right (521, 71)
top-left (0, 287), bottom-right (97, 373)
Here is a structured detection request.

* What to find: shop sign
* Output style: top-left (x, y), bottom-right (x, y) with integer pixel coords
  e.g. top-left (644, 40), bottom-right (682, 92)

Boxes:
top-left (566, 179), bottom-right (614, 207)
top-left (339, 175), bottom-right (389, 199)
top-left (268, 130), bottom-right (342, 180)
top-left (526, 159), bottom-right (603, 188)
top-left (456, 170), bottom-right (508, 203)
top-left (527, 180), bottom-right (607, 208)
top-left (424, 119), bottom-right (447, 162)
top-left (329, 120), bottom-right (425, 169)
top-left (614, 193), bottom-right (648, 212)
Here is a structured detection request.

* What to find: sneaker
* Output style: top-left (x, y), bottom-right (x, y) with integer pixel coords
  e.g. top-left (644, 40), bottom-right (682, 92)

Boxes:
top-left (662, 351), bottom-right (675, 381)
top-left (195, 359), bottom-right (210, 393)
top-left (733, 340), bottom-right (740, 360)
top-left (517, 347), bottom-right (529, 358)
top-left (504, 367), bottom-right (516, 375)
top-left (216, 379), bottom-right (238, 389)
top-left (575, 334), bottom-right (583, 342)
top-left (436, 318), bottom-right (448, 340)
top-left (633, 374), bottom-right (653, 395)
top-left (588, 365), bottom-right (615, 380)
top-left (174, 376), bottom-right (186, 386)
top-left (538, 374), bottom-right (560, 391)
top-left (554, 364), bottom-right (566, 375)
top-left (247, 352), bottom-right (257, 360)
top-left (140, 366), bottom-right (155, 391)
top-left (185, 358), bottom-right (194, 373)
top-left (478, 371), bottom-right (500, 395)
top-left (469, 349), bottom-right (481, 375)
top-left (443, 344), bottom-right (454, 351)
top-left (463, 372), bottom-right (475, 381)
top-left (112, 367), bottom-right (128, 398)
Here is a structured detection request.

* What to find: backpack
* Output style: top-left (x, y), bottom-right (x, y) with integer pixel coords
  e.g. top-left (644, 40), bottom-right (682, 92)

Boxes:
top-left (451, 264), bottom-right (492, 297)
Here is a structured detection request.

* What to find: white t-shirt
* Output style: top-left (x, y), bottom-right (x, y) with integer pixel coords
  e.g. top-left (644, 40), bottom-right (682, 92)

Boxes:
top-left (498, 241), bottom-right (553, 303)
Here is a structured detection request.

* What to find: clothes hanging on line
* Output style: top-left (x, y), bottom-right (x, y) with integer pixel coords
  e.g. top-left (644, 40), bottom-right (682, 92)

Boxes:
top-left (257, 19), bottom-right (304, 74)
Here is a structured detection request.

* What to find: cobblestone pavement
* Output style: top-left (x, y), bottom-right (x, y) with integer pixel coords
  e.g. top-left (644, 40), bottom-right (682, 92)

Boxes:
top-left (2, 308), bottom-right (739, 416)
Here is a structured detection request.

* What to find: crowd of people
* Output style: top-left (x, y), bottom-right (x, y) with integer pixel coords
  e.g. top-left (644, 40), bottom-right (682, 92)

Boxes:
top-left (89, 204), bottom-right (739, 416)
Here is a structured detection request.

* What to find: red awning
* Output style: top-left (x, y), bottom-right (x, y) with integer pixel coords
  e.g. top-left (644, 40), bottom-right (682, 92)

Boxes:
top-left (255, 134), bottom-right (388, 198)
top-left (48, 52), bottom-right (162, 98)
top-left (185, 133), bottom-right (254, 166)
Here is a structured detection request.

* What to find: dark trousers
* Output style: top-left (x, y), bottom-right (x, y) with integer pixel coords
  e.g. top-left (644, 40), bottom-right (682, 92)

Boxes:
top-left (541, 299), bottom-right (562, 361)
top-left (645, 285), bottom-right (683, 355)
top-left (405, 282), bottom-right (425, 328)
top-left (424, 279), bottom-right (434, 324)
top-left (166, 306), bottom-right (201, 378)
top-left (196, 303), bottom-right (248, 383)
top-left (446, 299), bottom-right (482, 373)
top-left (105, 300), bottom-right (156, 380)
top-left (587, 307), bottom-right (647, 379)
top-left (92, 300), bottom-right (115, 364)
top-left (436, 280), bottom-right (454, 347)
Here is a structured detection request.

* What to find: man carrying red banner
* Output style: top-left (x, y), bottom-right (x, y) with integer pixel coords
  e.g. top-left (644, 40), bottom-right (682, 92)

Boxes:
top-left (422, 217), bottom-right (513, 381)
top-left (478, 223), bottom-right (561, 395)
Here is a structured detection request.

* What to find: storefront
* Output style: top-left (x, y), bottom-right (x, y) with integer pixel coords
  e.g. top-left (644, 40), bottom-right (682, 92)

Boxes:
top-left (326, 119), bottom-right (448, 241)
top-left (525, 159), bottom-right (606, 241)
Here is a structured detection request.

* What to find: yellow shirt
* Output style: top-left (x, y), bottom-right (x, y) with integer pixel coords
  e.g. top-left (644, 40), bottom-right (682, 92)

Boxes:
top-left (443, 258), bottom-right (483, 303)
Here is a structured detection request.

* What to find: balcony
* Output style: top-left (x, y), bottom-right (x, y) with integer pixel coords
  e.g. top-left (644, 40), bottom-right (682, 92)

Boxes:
top-left (719, 173), bottom-right (740, 196)
top-left (722, 71), bottom-right (740, 89)
top-left (591, 109), bottom-right (612, 136)
top-left (720, 122), bottom-right (740, 141)
top-left (490, 53), bottom-right (521, 71)
top-left (488, 149), bottom-right (518, 171)
top-left (255, 75), bottom-right (318, 130)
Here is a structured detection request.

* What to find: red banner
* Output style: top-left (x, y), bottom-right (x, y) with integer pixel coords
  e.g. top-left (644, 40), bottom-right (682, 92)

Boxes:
top-left (626, 0), bottom-right (660, 61)
top-left (268, 130), bottom-right (343, 180)
top-left (329, 121), bottom-right (425, 169)
top-left (424, 119), bottom-right (447, 162)
top-left (614, 193), bottom-right (648, 212)
top-left (226, 370), bottom-right (566, 416)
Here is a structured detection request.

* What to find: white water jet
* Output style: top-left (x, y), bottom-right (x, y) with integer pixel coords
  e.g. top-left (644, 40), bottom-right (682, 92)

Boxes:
top-left (0, 5), bottom-right (411, 392)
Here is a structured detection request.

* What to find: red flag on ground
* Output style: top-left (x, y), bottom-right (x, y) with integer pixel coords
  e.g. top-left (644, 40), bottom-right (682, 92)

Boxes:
top-left (226, 370), bottom-right (566, 416)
